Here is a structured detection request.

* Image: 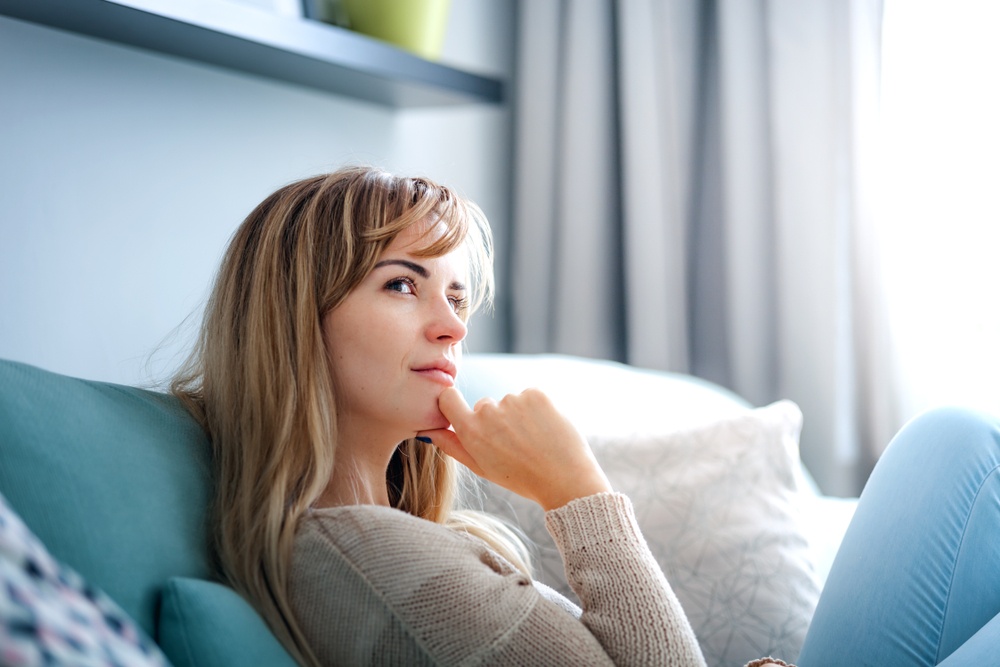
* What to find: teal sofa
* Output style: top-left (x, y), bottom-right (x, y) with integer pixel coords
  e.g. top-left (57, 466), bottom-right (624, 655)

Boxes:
top-left (0, 354), bottom-right (856, 666)
top-left (0, 357), bottom-right (297, 666)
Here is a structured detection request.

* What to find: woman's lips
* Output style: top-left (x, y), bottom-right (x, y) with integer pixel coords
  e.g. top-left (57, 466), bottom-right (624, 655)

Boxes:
top-left (413, 367), bottom-right (456, 386)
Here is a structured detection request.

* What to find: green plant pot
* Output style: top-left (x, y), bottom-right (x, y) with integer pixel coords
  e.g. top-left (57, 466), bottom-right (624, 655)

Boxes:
top-left (339, 0), bottom-right (452, 61)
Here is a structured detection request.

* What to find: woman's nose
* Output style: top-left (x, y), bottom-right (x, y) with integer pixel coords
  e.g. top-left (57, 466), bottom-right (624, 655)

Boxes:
top-left (426, 299), bottom-right (468, 343)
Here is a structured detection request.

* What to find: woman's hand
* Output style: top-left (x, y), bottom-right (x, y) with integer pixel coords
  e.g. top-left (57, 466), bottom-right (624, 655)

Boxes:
top-left (419, 387), bottom-right (613, 511)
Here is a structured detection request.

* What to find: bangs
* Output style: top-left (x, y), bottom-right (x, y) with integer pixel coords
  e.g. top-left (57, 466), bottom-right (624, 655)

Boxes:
top-left (362, 176), bottom-right (466, 253)
top-left (400, 206), bottom-right (468, 260)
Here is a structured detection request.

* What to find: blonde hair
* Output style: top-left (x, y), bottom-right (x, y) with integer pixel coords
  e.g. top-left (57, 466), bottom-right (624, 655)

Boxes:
top-left (171, 166), bottom-right (529, 666)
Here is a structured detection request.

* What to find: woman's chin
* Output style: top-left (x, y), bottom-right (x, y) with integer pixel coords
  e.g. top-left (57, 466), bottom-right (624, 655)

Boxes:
top-left (417, 409), bottom-right (451, 433)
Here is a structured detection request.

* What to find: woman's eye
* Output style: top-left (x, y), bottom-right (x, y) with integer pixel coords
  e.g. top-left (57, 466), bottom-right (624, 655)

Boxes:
top-left (385, 277), bottom-right (416, 295)
top-left (449, 295), bottom-right (470, 313)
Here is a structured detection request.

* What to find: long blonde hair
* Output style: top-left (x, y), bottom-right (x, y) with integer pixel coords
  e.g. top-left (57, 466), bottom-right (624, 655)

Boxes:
top-left (171, 166), bottom-right (529, 666)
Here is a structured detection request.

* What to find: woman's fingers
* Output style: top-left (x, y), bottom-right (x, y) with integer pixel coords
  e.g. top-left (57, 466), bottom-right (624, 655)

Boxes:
top-left (437, 386), bottom-right (474, 427)
top-left (420, 388), bottom-right (486, 474)
top-left (416, 426), bottom-right (484, 476)
top-left (433, 387), bottom-right (613, 510)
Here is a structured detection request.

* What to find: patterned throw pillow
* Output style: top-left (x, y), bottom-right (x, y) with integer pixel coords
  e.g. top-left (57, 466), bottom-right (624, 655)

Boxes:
top-left (0, 493), bottom-right (169, 667)
top-left (479, 400), bottom-right (820, 667)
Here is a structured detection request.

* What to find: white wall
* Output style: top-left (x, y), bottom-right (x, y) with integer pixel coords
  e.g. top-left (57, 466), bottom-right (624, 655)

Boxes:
top-left (0, 2), bottom-right (514, 386)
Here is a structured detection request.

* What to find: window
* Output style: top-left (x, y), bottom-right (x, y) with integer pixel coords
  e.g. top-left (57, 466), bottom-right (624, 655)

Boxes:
top-left (876, 0), bottom-right (1000, 416)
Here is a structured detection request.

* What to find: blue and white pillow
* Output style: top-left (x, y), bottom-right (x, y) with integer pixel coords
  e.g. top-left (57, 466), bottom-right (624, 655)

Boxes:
top-left (0, 492), bottom-right (169, 667)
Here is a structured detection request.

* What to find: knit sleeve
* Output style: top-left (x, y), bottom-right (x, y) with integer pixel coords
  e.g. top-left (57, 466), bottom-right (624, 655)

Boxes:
top-left (546, 492), bottom-right (707, 667)
top-left (289, 505), bottom-right (608, 665)
top-left (288, 501), bottom-right (707, 666)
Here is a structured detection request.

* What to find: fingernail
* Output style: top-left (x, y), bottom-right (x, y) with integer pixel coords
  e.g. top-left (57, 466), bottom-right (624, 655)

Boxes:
top-left (415, 436), bottom-right (433, 444)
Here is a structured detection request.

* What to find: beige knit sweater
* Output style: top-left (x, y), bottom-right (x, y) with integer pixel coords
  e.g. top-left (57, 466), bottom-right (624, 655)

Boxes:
top-left (289, 492), bottom-right (785, 666)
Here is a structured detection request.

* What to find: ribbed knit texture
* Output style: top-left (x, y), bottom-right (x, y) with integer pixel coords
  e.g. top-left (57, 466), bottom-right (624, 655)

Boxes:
top-left (546, 493), bottom-right (705, 666)
top-left (289, 492), bottom-right (785, 666)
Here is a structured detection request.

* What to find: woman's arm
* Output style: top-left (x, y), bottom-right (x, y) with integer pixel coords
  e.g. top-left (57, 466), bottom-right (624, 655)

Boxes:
top-left (546, 492), bottom-right (706, 666)
top-left (290, 502), bottom-right (705, 666)
top-left (414, 387), bottom-right (705, 664)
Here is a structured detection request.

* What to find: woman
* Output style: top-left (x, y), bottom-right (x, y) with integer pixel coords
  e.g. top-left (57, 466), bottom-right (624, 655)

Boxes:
top-left (173, 166), bottom-right (1000, 666)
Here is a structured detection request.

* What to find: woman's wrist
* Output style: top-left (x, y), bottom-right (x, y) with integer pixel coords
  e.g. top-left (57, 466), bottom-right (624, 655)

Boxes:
top-left (538, 476), bottom-right (614, 512)
top-left (544, 492), bottom-right (641, 555)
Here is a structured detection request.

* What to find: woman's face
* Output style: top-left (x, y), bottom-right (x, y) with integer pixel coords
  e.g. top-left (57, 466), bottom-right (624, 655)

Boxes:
top-left (322, 221), bottom-right (470, 440)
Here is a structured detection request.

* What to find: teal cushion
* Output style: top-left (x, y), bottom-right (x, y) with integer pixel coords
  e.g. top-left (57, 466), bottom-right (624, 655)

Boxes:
top-left (0, 359), bottom-right (213, 638)
top-left (158, 578), bottom-right (297, 667)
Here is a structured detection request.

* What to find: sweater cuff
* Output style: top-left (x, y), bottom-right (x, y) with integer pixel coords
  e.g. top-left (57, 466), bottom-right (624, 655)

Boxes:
top-left (544, 492), bottom-right (644, 552)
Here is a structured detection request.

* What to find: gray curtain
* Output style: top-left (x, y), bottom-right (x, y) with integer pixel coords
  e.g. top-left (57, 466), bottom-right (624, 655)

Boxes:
top-left (509, 0), bottom-right (898, 496)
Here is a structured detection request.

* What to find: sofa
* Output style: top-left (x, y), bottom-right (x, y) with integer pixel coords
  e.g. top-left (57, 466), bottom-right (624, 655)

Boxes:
top-left (0, 353), bottom-right (857, 667)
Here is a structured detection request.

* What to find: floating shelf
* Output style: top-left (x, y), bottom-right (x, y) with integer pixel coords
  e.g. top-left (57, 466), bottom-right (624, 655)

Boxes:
top-left (0, 0), bottom-right (504, 107)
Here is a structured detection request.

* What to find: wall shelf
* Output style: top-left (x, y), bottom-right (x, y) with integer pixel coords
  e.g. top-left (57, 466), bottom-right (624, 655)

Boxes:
top-left (0, 0), bottom-right (504, 107)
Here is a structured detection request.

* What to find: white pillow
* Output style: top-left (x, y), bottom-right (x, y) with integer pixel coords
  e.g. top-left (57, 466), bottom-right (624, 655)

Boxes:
top-left (477, 400), bottom-right (820, 667)
top-left (459, 354), bottom-right (751, 437)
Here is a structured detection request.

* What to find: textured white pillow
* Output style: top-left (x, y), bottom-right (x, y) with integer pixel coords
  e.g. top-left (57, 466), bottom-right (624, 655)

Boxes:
top-left (478, 400), bottom-right (820, 667)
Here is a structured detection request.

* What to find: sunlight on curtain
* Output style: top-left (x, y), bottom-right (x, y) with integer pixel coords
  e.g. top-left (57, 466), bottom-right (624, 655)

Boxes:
top-left (876, 0), bottom-right (1000, 418)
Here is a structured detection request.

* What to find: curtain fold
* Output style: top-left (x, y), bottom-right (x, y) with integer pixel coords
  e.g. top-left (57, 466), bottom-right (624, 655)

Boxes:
top-left (510, 0), bottom-right (895, 495)
top-left (511, 0), bottom-right (624, 361)
top-left (616, 0), bottom-right (698, 373)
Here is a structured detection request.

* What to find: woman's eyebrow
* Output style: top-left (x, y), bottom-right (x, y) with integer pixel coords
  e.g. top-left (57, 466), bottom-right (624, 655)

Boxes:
top-left (374, 259), bottom-right (429, 278)
top-left (374, 258), bottom-right (467, 292)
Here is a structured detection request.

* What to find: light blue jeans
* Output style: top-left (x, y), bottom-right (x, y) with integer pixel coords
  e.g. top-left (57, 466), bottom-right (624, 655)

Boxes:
top-left (798, 407), bottom-right (1000, 666)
